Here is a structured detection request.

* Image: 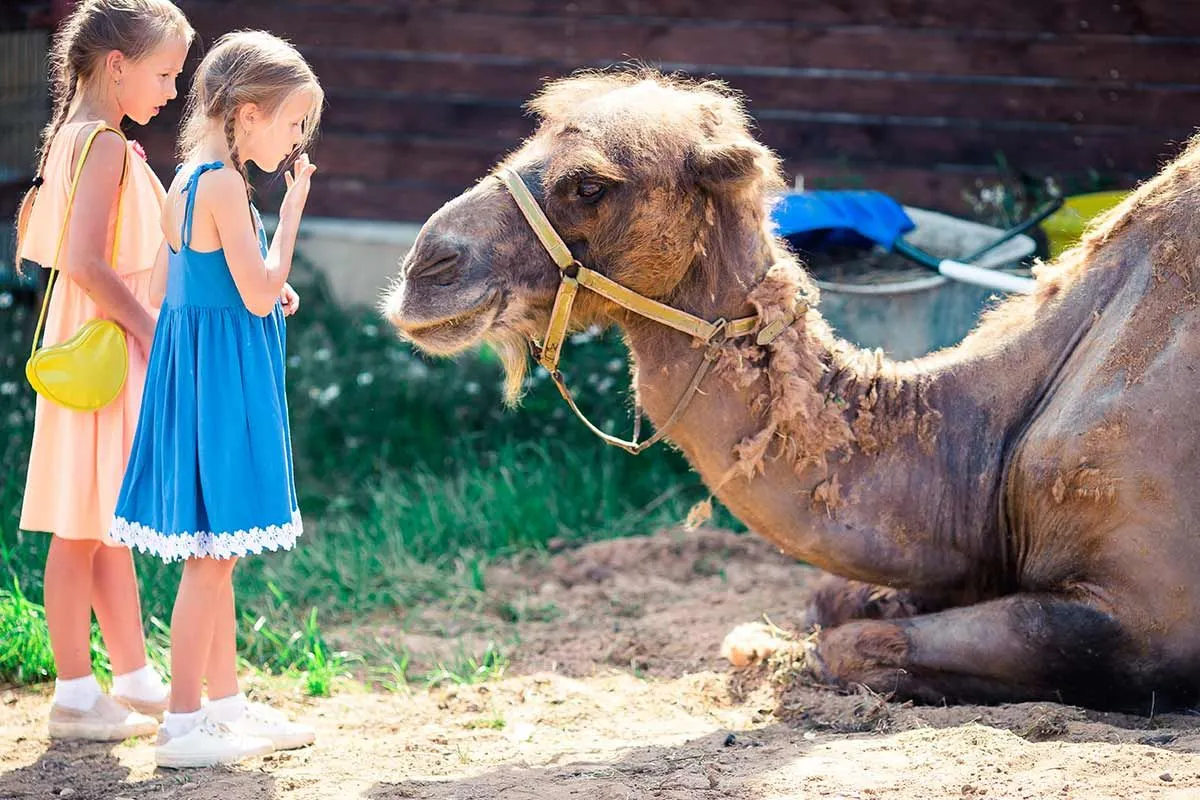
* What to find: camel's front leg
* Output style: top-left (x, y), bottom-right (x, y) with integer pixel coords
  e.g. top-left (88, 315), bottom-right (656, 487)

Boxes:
top-left (730, 593), bottom-right (1134, 708)
top-left (812, 593), bottom-right (1131, 707)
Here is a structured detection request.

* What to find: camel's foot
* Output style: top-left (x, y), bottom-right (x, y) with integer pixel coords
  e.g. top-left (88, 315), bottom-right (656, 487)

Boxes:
top-left (720, 621), bottom-right (823, 670)
top-left (720, 622), bottom-right (787, 667)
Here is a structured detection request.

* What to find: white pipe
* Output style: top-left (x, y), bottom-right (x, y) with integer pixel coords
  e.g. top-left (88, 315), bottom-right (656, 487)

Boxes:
top-left (937, 259), bottom-right (1037, 294)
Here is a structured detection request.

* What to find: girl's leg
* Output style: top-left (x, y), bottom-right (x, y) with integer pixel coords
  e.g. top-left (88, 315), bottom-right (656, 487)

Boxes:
top-left (44, 535), bottom-right (158, 740)
top-left (93, 543), bottom-right (169, 714)
top-left (205, 558), bottom-right (240, 701)
top-left (192, 561), bottom-right (314, 752)
top-left (91, 543), bottom-right (148, 676)
top-left (158, 557), bottom-right (273, 769)
top-left (44, 536), bottom-right (101, 681)
top-left (169, 557), bottom-right (237, 713)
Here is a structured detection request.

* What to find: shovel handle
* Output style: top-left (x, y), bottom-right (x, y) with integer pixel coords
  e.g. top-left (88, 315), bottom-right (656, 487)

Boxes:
top-left (938, 259), bottom-right (1037, 294)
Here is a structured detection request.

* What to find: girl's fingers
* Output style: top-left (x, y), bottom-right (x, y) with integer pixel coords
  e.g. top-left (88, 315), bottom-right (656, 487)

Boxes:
top-left (285, 171), bottom-right (294, 190)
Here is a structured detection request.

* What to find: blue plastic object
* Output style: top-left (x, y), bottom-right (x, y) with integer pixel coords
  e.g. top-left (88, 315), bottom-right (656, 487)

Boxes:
top-left (772, 190), bottom-right (916, 252)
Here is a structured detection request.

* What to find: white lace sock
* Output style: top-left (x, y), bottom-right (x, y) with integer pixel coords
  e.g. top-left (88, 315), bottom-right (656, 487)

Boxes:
top-left (53, 674), bottom-right (102, 711)
top-left (205, 693), bottom-right (249, 723)
top-left (112, 664), bottom-right (169, 704)
top-left (163, 709), bottom-right (204, 738)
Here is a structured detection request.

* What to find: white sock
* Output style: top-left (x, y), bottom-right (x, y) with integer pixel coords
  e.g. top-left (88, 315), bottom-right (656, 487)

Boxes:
top-left (112, 664), bottom-right (169, 703)
top-left (204, 693), bottom-right (248, 723)
top-left (53, 674), bottom-right (102, 711)
top-left (163, 709), bottom-right (203, 738)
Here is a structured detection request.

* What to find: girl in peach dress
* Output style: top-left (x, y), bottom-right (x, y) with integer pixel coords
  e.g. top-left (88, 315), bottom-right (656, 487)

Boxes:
top-left (14, 0), bottom-right (192, 740)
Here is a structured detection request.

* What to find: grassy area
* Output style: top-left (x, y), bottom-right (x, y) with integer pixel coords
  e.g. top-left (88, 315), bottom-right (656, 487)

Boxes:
top-left (0, 256), bottom-right (738, 692)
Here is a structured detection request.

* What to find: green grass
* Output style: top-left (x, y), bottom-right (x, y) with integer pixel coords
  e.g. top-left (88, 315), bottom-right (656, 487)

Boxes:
top-left (423, 642), bottom-right (509, 689)
top-left (241, 607), bottom-right (355, 697)
top-left (0, 577), bottom-right (54, 684)
top-left (0, 254), bottom-right (741, 693)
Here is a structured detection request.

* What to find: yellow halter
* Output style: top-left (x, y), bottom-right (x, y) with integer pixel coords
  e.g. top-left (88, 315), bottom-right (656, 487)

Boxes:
top-left (496, 167), bottom-right (805, 454)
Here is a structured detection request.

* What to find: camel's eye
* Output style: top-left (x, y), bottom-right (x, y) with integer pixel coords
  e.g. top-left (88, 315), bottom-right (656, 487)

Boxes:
top-left (577, 179), bottom-right (606, 202)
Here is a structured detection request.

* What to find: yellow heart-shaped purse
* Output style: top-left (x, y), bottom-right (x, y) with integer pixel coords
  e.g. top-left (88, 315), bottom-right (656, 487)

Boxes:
top-left (26, 124), bottom-right (130, 412)
top-left (26, 318), bottom-right (128, 411)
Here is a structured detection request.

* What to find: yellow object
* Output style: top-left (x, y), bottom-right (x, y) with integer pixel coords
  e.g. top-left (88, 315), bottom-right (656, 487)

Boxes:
top-left (26, 319), bottom-right (128, 411)
top-left (494, 166), bottom-right (806, 456)
top-left (26, 124), bottom-right (130, 411)
top-left (1042, 190), bottom-right (1129, 258)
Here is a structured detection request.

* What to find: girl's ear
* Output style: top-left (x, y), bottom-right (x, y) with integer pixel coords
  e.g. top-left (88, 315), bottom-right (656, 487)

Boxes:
top-left (105, 49), bottom-right (125, 81)
top-left (237, 103), bottom-right (260, 131)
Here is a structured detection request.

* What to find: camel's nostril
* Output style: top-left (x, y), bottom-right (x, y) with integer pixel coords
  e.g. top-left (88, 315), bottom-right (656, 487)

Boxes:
top-left (408, 250), bottom-right (462, 285)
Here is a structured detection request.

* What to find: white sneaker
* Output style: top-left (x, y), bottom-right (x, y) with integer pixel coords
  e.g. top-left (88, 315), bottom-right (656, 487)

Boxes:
top-left (229, 701), bottom-right (315, 751)
top-left (48, 694), bottom-right (159, 741)
top-left (155, 717), bottom-right (274, 769)
top-left (113, 691), bottom-right (169, 721)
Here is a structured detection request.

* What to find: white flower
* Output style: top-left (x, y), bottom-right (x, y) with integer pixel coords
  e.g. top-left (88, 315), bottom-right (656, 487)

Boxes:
top-left (314, 347), bottom-right (331, 362)
top-left (606, 358), bottom-right (624, 372)
top-left (465, 381), bottom-right (480, 395)
top-left (0, 293), bottom-right (12, 309)
top-left (317, 384), bottom-right (341, 406)
top-left (0, 382), bottom-right (16, 396)
top-left (363, 324), bottom-right (378, 337)
top-left (288, 354), bottom-right (302, 368)
top-left (356, 371), bottom-right (374, 386)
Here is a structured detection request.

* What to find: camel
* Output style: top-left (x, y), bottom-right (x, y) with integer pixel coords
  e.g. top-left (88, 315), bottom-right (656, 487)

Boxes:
top-left (382, 69), bottom-right (1200, 713)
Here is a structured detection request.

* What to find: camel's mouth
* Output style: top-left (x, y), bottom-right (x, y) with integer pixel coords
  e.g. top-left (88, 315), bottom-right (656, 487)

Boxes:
top-left (387, 289), bottom-right (505, 356)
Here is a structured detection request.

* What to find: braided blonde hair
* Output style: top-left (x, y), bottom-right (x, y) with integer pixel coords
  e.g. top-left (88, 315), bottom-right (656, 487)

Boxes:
top-left (14, 0), bottom-right (193, 261)
top-left (178, 30), bottom-right (324, 197)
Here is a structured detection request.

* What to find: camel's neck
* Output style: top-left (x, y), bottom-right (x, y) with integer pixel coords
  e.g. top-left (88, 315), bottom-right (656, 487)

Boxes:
top-left (620, 236), bottom-right (1120, 595)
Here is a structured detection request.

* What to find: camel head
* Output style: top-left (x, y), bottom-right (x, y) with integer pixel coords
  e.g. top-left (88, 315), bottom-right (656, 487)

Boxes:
top-left (382, 69), bottom-right (785, 400)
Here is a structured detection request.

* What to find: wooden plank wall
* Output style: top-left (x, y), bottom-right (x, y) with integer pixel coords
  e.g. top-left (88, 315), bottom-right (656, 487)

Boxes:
top-left (133, 1), bottom-right (1200, 222)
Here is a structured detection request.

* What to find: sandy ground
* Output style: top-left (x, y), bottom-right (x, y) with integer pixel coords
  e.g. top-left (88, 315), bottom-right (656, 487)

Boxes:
top-left (4, 527), bottom-right (1200, 799)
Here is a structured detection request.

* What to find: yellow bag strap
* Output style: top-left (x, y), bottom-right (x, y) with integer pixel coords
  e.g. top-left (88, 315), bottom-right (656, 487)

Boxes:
top-left (29, 123), bottom-right (131, 359)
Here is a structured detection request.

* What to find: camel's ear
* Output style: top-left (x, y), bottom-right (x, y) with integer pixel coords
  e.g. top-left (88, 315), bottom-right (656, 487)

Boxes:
top-left (688, 142), bottom-right (762, 192)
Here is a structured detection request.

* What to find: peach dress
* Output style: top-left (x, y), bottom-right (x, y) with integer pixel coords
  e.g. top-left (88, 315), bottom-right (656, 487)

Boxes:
top-left (19, 120), bottom-right (166, 543)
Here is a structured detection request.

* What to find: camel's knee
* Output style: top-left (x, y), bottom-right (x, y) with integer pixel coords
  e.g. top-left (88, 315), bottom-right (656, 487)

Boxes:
top-left (801, 575), bottom-right (933, 630)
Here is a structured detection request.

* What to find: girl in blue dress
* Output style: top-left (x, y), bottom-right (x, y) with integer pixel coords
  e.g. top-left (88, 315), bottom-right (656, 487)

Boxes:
top-left (111, 30), bottom-right (322, 769)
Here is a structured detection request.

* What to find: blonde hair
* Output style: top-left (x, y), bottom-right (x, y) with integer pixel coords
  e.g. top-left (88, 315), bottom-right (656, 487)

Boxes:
top-left (179, 30), bottom-right (324, 197)
top-left (15, 0), bottom-right (193, 258)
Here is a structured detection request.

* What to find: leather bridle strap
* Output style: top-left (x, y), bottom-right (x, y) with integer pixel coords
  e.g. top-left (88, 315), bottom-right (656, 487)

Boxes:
top-left (495, 166), bottom-right (804, 454)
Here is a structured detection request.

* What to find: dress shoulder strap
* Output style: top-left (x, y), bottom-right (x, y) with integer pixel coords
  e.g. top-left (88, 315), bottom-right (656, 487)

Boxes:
top-left (179, 161), bottom-right (224, 249)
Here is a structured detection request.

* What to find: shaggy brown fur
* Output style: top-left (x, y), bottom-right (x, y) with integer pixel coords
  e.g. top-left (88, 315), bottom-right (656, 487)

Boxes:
top-left (384, 68), bottom-right (1200, 713)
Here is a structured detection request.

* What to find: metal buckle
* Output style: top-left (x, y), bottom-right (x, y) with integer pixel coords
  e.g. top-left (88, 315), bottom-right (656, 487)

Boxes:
top-left (706, 318), bottom-right (729, 344)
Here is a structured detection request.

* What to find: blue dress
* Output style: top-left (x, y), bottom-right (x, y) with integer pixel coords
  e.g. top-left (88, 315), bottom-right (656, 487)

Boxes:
top-left (111, 161), bottom-right (301, 561)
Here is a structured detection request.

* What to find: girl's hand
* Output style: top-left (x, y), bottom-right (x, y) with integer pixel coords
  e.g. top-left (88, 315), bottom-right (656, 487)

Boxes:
top-left (280, 282), bottom-right (300, 316)
top-left (130, 313), bottom-right (156, 360)
top-left (280, 153), bottom-right (317, 223)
